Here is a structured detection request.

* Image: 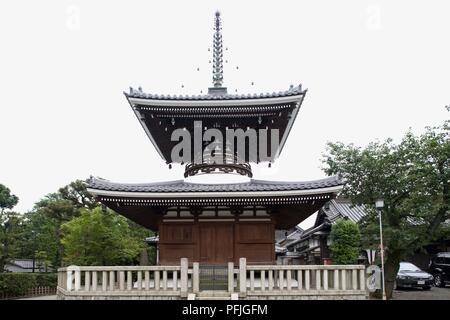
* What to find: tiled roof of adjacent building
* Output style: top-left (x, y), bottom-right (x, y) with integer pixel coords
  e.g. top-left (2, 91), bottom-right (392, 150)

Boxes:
top-left (320, 199), bottom-right (368, 224)
top-left (124, 84), bottom-right (305, 101)
top-left (86, 176), bottom-right (343, 194)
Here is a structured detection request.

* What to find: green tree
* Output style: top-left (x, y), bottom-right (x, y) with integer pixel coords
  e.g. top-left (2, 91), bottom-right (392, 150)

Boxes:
top-left (58, 180), bottom-right (98, 209)
top-left (0, 184), bottom-right (18, 214)
top-left (0, 184), bottom-right (22, 272)
top-left (329, 219), bottom-right (361, 264)
top-left (15, 180), bottom-right (96, 268)
top-left (16, 210), bottom-right (60, 269)
top-left (61, 207), bottom-right (146, 266)
top-left (322, 118), bottom-right (449, 298)
top-left (33, 198), bottom-right (79, 267)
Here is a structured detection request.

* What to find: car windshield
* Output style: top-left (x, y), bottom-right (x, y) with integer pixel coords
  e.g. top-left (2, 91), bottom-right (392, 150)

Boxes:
top-left (399, 262), bottom-right (421, 272)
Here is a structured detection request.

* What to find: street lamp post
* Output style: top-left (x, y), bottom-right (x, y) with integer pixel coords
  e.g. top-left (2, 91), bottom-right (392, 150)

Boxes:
top-left (31, 230), bottom-right (36, 273)
top-left (375, 199), bottom-right (387, 300)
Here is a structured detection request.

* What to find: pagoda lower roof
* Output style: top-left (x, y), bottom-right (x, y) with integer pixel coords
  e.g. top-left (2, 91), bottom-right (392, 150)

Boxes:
top-left (86, 176), bottom-right (342, 197)
top-left (87, 176), bottom-right (343, 229)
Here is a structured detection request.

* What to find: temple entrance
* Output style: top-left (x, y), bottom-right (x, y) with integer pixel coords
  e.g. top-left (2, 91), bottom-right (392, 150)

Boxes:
top-left (199, 223), bottom-right (234, 263)
top-left (199, 264), bottom-right (228, 291)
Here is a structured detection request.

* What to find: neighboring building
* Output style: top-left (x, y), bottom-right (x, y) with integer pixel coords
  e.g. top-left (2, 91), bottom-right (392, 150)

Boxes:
top-left (281, 198), bottom-right (368, 264)
top-left (4, 259), bottom-right (52, 273)
top-left (86, 12), bottom-right (343, 265)
top-left (281, 199), bottom-right (450, 267)
top-left (276, 226), bottom-right (304, 247)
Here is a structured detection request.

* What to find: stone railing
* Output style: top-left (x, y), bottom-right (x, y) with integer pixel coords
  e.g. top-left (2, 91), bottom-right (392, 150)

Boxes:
top-left (235, 259), bottom-right (367, 300)
top-left (57, 258), bottom-right (368, 300)
top-left (57, 258), bottom-right (191, 300)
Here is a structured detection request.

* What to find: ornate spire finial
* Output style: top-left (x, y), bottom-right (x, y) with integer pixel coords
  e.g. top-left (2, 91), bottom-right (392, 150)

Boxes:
top-left (212, 11), bottom-right (224, 88)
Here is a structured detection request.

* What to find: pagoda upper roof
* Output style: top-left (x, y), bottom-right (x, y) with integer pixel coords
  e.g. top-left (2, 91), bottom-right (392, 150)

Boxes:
top-left (86, 176), bottom-right (342, 195)
top-left (125, 84), bottom-right (305, 104)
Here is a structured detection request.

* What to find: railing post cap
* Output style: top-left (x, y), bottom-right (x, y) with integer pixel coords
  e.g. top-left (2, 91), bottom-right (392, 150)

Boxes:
top-left (67, 265), bottom-right (80, 271)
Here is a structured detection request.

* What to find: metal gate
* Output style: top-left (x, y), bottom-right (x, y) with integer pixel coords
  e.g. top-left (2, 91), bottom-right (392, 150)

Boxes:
top-left (199, 264), bottom-right (228, 291)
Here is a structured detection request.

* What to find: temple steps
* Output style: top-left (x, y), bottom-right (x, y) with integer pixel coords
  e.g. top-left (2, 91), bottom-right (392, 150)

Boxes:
top-left (188, 291), bottom-right (238, 300)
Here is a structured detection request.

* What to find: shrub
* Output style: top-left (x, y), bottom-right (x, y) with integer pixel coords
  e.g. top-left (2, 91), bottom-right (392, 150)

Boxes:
top-left (35, 273), bottom-right (57, 287)
top-left (329, 219), bottom-right (361, 264)
top-left (0, 273), bottom-right (57, 297)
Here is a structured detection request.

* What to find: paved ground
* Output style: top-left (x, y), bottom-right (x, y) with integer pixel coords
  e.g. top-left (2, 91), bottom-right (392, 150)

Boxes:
top-left (19, 295), bottom-right (57, 300)
top-left (392, 286), bottom-right (450, 300)
top-left (14, 288), bottom-right (450, 300)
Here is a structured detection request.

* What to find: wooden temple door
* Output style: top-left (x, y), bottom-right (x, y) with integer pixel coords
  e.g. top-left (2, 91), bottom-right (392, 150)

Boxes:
top-left (199, 223), bottom-right (234, 263)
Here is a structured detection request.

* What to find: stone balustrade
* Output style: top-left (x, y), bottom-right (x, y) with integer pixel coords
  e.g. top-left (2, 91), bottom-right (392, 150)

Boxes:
top-left (239, 259), bottom-right (367, 299)
top-left (57, 258), bottom-right (368, 300)
top-left (57, 258), bottom-right (191, 300)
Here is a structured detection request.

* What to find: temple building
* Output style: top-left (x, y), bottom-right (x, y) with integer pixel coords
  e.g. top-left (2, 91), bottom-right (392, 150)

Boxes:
top-left (86, 11), bottom-right (343, 265)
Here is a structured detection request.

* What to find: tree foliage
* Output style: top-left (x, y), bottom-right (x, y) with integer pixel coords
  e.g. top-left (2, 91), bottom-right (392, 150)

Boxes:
top-left (329, 219), bottom-right (361, 264)
top-left (22, 180), bottom-right (98, 267)
top-left (322, 118), bottom-right (449, 298)
top-left (61, 207), bottom-right (146, 266)
top-left (0, 184), bottom-right (18, 214)
top-left (0, 184), bottom-right (22, 272)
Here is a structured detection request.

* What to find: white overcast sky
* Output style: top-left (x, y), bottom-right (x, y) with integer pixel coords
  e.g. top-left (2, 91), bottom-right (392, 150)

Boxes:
top-left (0, 1), bottom-right (448, 229)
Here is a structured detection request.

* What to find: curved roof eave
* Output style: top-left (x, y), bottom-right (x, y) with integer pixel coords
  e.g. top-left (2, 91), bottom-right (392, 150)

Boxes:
top-left (86, 176), bottom-right (344, 198)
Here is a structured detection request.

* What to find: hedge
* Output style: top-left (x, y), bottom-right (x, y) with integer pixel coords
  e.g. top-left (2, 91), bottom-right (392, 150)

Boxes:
top-left (0, 273), bottom-right (57, 297)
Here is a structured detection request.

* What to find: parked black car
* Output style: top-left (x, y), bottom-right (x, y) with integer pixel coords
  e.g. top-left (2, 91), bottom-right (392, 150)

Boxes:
top-left (395, 262), bottom-right (434, 290)
top-left (429, 252), bottom-right (450, 287)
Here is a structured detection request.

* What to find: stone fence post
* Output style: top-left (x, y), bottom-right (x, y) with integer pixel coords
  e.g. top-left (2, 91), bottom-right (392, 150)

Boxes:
top-left (193, 262), bottom-right (199, 293)
top-left (239, 257), bottom-right (247, 297)
top-left (228, 262), bottom-right (234, 293)
top-left (180, 258), bottom-right (188, 298)
top-left (66, 266), bottom-right (80, 292)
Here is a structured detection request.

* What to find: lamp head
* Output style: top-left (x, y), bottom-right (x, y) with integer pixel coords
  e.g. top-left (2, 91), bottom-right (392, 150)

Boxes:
top-left (375, 199), bottom-right (384, 210)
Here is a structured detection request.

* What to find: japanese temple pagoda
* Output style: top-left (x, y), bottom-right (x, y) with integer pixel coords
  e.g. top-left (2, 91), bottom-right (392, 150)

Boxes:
top-left (86, 12), bottom-right (343, 265)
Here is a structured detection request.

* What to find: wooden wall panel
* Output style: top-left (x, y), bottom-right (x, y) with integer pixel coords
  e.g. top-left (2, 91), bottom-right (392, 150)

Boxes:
top-left (160, 223), bottom-right (194, 244)
top-left (199, 224), bottom-right (215, 262)
top-left (238, 222), bottom-right (273, 243)
top-left (214, 223), bottom-right (234, 262)
top-left (158, 220), bottom-right (275, 264)
top-left (237, 244), bottom-right (274, 263)
top-left (158, 244), bottom-right (196, 264)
